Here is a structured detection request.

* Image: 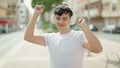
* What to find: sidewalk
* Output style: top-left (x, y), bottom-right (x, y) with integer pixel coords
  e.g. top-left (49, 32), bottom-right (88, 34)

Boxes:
top-left (83, 38), bottom-right (120, 68)
top-left (2, 41), bottom-right (50, 68)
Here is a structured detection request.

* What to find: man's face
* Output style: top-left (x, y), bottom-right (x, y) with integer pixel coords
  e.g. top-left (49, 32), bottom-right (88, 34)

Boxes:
top-left (54, 13), bottom-right (71, 29)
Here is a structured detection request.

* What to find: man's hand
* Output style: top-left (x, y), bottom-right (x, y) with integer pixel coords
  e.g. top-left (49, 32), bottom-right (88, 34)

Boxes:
top-left (34, 5), bottom-right (44, 15)
top-left (76, 18), bottom-right (87, 29)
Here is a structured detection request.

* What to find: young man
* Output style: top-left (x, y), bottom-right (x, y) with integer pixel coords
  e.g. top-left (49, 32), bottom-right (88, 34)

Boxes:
top-left (24, 4), bottom-right (103, 68)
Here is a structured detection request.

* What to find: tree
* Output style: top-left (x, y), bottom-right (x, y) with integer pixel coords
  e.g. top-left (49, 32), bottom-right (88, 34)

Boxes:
top-left (31, 0), bottom-right (63, 31)
top-left (31, 0), bottom-right (63, 20)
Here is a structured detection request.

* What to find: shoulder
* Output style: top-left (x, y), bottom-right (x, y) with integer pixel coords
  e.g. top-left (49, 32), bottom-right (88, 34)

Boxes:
top-left (43, 32), bottom-right (58, 39)
top-left (43, 32), bottom-right (58, 46)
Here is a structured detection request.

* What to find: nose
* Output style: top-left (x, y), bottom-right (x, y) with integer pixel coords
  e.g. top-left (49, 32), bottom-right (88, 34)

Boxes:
top-left (58, 20), bottom-right (63, 24)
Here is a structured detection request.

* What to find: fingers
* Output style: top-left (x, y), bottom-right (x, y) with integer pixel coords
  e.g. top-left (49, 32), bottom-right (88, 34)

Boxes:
top-left (35, 5), bottom-right (44, 11)
top-left (77, 18), bottom-right (86, 24)
top-left (34, 5), bottom-right (44, 15)
top-left (78, 18), bottom-right (83, 24)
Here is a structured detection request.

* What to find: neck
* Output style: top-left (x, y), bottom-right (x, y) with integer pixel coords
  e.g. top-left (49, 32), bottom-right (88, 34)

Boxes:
top-left (58, 27), bottom-right (71, 34)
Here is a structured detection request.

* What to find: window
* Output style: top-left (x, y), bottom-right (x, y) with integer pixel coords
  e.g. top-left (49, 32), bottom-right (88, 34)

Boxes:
top-left (85, 5), bottom-right (88, 10)
top-left (19, 10), bottom-right (23, 13)
top-left (112, 0), bottom-right (117, 11)
top-left (21, 0), bottom-right (23, 3)
top-left (117, 19), bottom-right (120, 26)
top-left (8, 4), bottom-right (10, 8)
top-left (112, 3), bottom-right (117, 11)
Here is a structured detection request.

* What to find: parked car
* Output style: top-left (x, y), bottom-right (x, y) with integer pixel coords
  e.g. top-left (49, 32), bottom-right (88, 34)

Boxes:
top-left (112, 26), bottom-right (120, 34)
top-left (89, 24), bottom-right (98, 31)
top-left (102, 25), bottom-right (115, 33)
top-left (0, 25), bottom-right (7, 34)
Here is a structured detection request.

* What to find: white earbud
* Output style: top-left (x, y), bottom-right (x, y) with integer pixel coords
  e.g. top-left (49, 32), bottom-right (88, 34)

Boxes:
top-left (70, 13), bottom-right (77, 25)
top-left (50, 12), bottom-right (55, 24)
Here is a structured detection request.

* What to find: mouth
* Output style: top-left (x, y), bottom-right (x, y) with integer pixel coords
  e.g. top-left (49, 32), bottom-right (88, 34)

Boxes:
top-left (58, 24), bottom-right (64, 27)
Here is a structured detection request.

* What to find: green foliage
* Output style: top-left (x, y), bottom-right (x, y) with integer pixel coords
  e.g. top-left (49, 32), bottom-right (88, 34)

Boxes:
top-left (31, 0), bottom-right (63, 32)
top-left (42, 21), bottom-right (58, 32)
top-left (42, 20), bottom-right (49, 30)
top-left (31, 0), bottom-right (63, 12)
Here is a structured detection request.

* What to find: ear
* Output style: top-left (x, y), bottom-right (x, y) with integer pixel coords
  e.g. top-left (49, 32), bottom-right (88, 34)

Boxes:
top-left (50, 13), bottom-right (55, 24)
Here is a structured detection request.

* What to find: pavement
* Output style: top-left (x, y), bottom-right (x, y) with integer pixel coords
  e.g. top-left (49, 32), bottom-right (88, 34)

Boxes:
top-left (94, 32), bottom-right (120, 43)
top-left (83, 38), bottom-right (120, 68)
top-left (0, 29), bottom-right (120, 68)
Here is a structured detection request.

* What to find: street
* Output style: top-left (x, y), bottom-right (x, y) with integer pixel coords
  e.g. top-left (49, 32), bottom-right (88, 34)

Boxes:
top-left (94, 32), bottom-right (120, 43)
top-left (0, 29), bottom-right (120, 68)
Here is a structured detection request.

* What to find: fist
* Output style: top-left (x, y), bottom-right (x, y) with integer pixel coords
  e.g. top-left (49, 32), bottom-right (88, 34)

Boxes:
top-left (76, 18), bottom-right (87, 28)
top-left (77, 18), bottom-right (86, 24)
top-left (34, 5), bottom-right (44, 15)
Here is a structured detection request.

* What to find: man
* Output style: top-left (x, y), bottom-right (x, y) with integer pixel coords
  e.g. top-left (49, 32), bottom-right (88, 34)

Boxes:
top-left (24, 4), bottom-right (103, 68)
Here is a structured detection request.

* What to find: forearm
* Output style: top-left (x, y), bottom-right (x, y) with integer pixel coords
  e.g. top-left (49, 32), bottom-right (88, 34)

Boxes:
top-left (24, 12), bottom-right (39, 39)
top-left (80, 23), bottom-right (102, 52)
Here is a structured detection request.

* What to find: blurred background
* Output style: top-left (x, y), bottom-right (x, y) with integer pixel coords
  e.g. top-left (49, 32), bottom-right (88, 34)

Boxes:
top-left (0, 0), bottom-right (120, 68)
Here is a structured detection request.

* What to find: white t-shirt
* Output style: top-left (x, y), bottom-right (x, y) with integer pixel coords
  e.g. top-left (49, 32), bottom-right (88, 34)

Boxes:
top-left (44, 30), bottom-right (86, 68)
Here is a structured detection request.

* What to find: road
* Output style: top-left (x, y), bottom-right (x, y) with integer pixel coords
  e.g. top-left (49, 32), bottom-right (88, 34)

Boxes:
top-left (0, 30), bottom-right (120, 68)
top-left (94, 32), bottom-right (120, 43)
top-left (0, 31), bottom-right (23, 56)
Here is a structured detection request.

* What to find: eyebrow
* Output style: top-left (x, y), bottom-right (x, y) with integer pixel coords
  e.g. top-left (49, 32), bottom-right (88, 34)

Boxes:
top-left (55, 16), bottom-right (68, 19)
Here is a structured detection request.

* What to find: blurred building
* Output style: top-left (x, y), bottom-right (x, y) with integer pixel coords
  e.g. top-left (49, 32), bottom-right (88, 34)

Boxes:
top-left (102, 0), bottom-right (120, 27)
top-left (0, 0), bottom-right (18, 33)
top-left (64, 0), bottom-right (120, 31)
top-left (79, 0), bottom-right (104, 31)
top-left (64, 0), bottom-right (104, 31)
top-left (0, 0), bottom-right (29, 34)
top-left (17, 0), bottom-right (30, 29)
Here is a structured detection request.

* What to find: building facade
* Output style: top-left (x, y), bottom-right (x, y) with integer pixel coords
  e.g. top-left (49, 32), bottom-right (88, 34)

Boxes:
top-left (0, 0), bottom-right (29, 33)
top-left (102, 0), bottom-right (120, 27)
top-left (63, 0), bottom-right (120, 31)
top-left (79, 0), bottom-right (105, 31)
top-left (0, 0), bottom-right (18, 33)
top-left (17, 0), bottom-right (30, 29)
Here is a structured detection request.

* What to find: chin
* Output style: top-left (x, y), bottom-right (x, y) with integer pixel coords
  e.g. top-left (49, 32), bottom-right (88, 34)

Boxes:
top-left (56, 26), bottom-right (64, 30)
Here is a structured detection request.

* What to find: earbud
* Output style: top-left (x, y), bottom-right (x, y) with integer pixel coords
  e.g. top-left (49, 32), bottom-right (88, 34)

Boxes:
top-left (70, 14), bottom-right (77, 25)
top-left (50, 13), bottom-right (55, 24)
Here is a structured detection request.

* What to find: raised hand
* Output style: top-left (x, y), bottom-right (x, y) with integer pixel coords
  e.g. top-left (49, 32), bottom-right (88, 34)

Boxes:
top-left (76, 18), bottom-right (87, 29)
top-left (34, 5), bottom-right (44, 15)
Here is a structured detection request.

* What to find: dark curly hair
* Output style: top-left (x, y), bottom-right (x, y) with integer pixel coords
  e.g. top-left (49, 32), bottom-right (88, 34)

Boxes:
top-left (53, 4), bottom-right (73, 17)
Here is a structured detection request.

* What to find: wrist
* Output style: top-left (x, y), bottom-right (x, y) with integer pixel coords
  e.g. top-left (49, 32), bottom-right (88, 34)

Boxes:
top-left (79, 23), bottom-right (89, 30)
top-left (79, 22), bottom-right (86, 28)
top-left (33, 11), bottom-right (41, 17)
top-left (32, 13), bottom-right (40, 20)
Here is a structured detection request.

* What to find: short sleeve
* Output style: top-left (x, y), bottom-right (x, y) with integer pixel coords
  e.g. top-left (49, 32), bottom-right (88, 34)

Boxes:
top-left (43, 33), bottom-right (53, 47)
top-left (81, 31), bottom-right (86, 41)
top-left (79, 31), bottom-right (87, 46)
